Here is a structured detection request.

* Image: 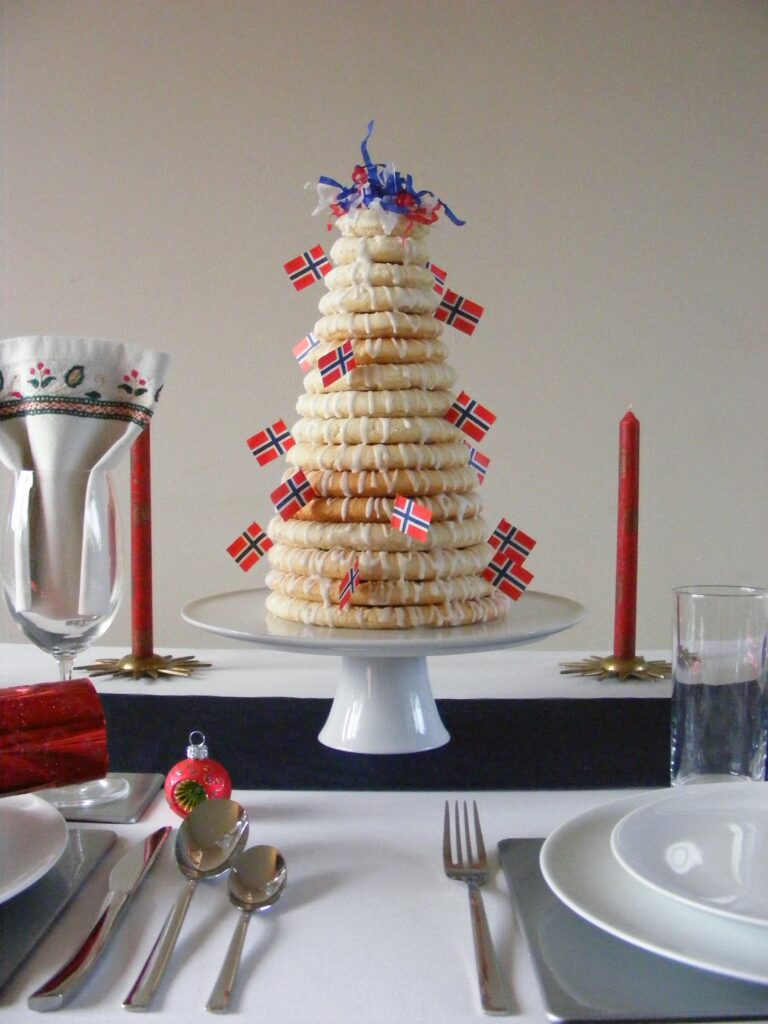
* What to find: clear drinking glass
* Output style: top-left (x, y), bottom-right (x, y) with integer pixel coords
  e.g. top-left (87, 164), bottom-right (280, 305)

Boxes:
top-left (1, 469), bottom-right (127, 805)
top-left (671, 585), bottom-right (768, 786)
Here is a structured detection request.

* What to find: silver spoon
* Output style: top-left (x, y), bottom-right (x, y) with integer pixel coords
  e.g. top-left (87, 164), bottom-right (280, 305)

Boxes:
top-left (206, 845), bottom-right (287, 1014)
top-left (123, 799), bottom-right (249, 1011)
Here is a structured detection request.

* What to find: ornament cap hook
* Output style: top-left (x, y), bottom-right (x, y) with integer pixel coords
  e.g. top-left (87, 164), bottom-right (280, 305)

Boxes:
top-left (187, 730), bottom-right (208, 758)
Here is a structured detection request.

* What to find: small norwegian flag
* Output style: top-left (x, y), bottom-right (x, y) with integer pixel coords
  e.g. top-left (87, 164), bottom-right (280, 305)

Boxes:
top-left (338, 559), bottom-right (361, 610)
top-left (318, 339), bottom-right (356, 388)
top-left (435, 288), bottom-right (484, 335)
top-left (445, 390), bottom-right (497, 443)
top-left (227, 521), bottom-right (273, 572)
top-left (246, 419), bottom-right (295, 467)
top-left (482, 549), bottom-right (534, 601)
top-left (292, 332), bottom-right (321, 372)
top-left (488, 519), bottom-right (537, 561)
top-left (465, 443), bottom-right (490, 484)
top-left (270, 469), bottom-right (317, 521)
top-left (390, 494), bottom-right (433, 543)
top-left (283, 245), bottom-right (331, 291)
top-left (426, 261), bottom-right (447, 296)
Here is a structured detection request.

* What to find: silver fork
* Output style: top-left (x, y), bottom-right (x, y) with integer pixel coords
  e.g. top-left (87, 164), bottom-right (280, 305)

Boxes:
top-left (443, 800), bottom-right (511, 1016)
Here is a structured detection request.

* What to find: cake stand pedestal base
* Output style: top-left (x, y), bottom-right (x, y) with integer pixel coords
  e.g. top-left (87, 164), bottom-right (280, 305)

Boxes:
top-left (318, 655), bottom-right (449, 754)
top-left (181, 587), bottom-right (585, 756)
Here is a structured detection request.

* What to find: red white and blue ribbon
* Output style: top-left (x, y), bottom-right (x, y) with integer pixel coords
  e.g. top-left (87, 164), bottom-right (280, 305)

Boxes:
top-left (482, 548), bottom-right (533, 601)
top-left (338, 559), bottom-right (361, 610)
top-left (312, 121), bottom-right (465, 229)
top-left (465, 443), bottom-right (490, 484)
top-left (426, 262), bottom-right (447, 296)
top-left (227, 521), bottom-right (273, 572)
top-left (270, 469), bottom-right (317, 521)
top-left (292, 332), bottom-right (322, 372)
top-left (435, 289), bottom-right (485, 336)
top-left (246, 419), bottom-right (295, 467)
top-left (318, 340), bottom-right (356, 388)
top-left (390, 494), bottom-right (433, 543)
top-left (488, 519), bottom-right (537, 560)
top-left (283, 245), bottom-right (331, 291)
top-left (445, 390), bottom-right (496, 443)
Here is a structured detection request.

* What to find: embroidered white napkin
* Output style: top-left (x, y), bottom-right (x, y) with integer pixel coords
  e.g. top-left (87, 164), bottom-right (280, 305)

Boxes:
top-left (0, 336), bottom-right (170, 616)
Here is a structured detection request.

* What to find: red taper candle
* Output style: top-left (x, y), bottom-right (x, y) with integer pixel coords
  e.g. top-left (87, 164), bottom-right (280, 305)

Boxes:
top-left (613, 410), bottom-right (640, 659)
top-left (131, 423), bottom-right (154, 660)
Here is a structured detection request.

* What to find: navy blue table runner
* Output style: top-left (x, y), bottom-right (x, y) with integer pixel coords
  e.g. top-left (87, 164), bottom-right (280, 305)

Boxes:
top-left (102, 695), bottom-right (671, 790)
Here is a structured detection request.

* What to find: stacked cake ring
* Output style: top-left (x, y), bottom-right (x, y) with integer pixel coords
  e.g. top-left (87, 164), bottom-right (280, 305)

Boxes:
top-left (266, 199), bottom-right (506, 630)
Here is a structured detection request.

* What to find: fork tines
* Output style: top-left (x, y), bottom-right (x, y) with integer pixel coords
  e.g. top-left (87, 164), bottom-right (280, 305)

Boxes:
top-left (443, 799), bottom-right (487, 870)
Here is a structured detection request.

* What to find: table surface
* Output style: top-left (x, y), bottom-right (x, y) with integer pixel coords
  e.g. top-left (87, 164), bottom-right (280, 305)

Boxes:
top-left (0, 640), bottom-right (673, 700)
top-left (1, 643), bottom-right (677, 1023)
top-left (1, 787), bottom-right (646, 1024)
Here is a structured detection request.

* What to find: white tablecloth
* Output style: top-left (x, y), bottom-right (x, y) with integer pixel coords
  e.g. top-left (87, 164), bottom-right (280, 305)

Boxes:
top-left (0, 644), bottom-right (673, 1022)
top-left (0, 641), bottom-right (673, 700)
top-left (1, 787), bottom-right (644, 1024)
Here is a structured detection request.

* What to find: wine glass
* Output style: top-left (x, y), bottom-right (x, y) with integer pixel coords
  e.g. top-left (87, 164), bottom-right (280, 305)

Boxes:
top-left (1, 468), bottom-right (128, 806)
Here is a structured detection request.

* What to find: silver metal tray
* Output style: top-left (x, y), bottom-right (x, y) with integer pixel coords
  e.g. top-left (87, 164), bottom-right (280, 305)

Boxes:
top-left (39, 772), bottom-right (163, 823)
top-left (0, 829), bottom-right (116, 990)
top-left (499, 838), bottom-right (768, 1023)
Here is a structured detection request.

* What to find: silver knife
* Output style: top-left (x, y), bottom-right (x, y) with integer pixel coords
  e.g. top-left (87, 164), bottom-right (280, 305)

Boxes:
top-left (27, 825), bottom-right (171, 1012)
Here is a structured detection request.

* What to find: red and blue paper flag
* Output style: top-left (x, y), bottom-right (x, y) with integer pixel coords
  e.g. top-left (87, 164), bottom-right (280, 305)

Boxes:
top-left (283, 245), bottom-right (331, 291)
top-left (488, 519), bottom-right (537, 560)
top-left (390, 495), bottom-right (433, 543)
top-left (426, 262), bottom-right (447, 296)
top-left (227, 521), bottom-right (273, 572)
top-left (435, 289), bottom-right (484, 335)
top-left (270, 469), bottom-right (317, 521)
top-left (318, 340), bottom-right (357, 388)
top-left (465, 443), bottom-right (490, 484)
top-left (445, 391), bottom-right (496, 443)
top-left (292, 332), bottom-right (322, 372)
top-left (482, 549), bottom-right (534, 601)
top-left (338, 559), bottom-right (361, 610)
top-left (246, 419), bottom-right (295, 467)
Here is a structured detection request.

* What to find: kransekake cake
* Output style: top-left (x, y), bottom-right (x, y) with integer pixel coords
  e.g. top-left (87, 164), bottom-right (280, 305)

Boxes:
top-left (266, 124), bottom-right (507, 629)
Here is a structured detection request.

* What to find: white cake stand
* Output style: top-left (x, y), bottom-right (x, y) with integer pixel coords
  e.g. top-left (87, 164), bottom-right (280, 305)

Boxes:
top-left (181, 587), bottom-right (584, 755)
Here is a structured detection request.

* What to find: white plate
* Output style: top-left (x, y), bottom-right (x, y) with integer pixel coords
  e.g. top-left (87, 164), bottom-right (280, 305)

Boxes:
top-left (0, 794), bottom-right (68, 903)
top-left (182, 587), bottom-right (585, 658)
top-left (611, 781), bottom-right (768, 928)
top-left (540, 790), bottom-right (768, 985)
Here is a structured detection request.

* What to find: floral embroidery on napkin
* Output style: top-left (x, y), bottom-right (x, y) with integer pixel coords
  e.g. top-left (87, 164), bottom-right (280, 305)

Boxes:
top-left (118, 369), bottom-right (149, 397)
top-left (0, 357), bottom-right (163, 428)
top-left (28, 362), bottom-right (56, 390)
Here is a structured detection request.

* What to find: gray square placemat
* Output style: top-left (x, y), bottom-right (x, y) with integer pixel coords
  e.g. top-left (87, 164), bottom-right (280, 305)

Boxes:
top-left (39, 773), bottom-right (163, 823)
top-left (499, 838), bottom-right (768, 1023)
top-left (0, 829), bottom-right (116, 990)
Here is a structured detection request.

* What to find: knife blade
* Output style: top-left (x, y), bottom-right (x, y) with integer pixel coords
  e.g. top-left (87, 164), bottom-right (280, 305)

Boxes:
top-left (27, 825), bottom-right (171, 1012)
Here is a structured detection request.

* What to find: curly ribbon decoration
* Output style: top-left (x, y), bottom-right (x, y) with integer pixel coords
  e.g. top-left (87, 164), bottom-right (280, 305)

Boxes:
top-left (313, 120), bottom-right (465, 228)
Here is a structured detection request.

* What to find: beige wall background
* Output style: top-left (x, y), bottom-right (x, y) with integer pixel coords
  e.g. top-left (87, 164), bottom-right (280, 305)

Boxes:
top-left (1, 0), bottom-right (766, 656)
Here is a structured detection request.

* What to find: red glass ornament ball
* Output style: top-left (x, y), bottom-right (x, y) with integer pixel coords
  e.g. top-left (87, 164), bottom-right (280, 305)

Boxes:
top-left (164, 731), bottom-right (232, 818)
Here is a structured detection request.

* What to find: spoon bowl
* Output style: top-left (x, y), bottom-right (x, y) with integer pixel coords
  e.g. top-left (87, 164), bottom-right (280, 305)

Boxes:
top-left (123, 799), bottom-right (249, 1011)
top-left (177, 799), bottom-right (250, 878)
top-left (229, 844), bottom-right (288, 911)
top-left (207, 845), bottom-right (287, 1013)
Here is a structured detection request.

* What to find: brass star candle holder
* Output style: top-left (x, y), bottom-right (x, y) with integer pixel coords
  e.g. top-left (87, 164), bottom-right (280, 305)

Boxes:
top-left (560, 654), bottom-right (670, 681)
top-left (81, 652), bottom-right (211, 680)
top-left (80, 425), bottom-right (210, 681)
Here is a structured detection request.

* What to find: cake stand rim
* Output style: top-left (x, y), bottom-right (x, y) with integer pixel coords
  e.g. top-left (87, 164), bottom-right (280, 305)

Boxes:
top-left (180, 586), bottom-right (585, 659)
